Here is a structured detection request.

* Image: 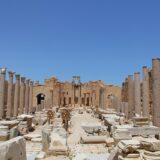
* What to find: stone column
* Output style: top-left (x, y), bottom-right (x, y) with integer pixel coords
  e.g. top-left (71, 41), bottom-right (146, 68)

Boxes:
top-left (19, 77), bottom-right (25, 114)
top-left (89, 93), bottom-right (92, 107)
top-left (134, 72), bottom-right (141, 116)
top-left (72, 85), bottom-right (75, 107)
top-left (78, 86), bottom-right (81, 106)
top-left (29, 81), bottom-right (33, 113)
top-left (0, 68), bottom-right (6, 119)
top-left (6, 71), bottom-right (14, 119)
top-left (25, 79), bottom-right (30, 114)
top-left (128, 75), bottom-right (134, 119)
top-left (13, 74), bottom-right (20, 118)
top-left (85, 93), bottom-right (87, 106)
top-left (124, 102), bottom-right (129, 119)
top-left (142, 66), bottom-right (150, 117)
top-left (61, 92), bottom-right (64, 107)
top-left (152, 58), bottom-right (160, 127)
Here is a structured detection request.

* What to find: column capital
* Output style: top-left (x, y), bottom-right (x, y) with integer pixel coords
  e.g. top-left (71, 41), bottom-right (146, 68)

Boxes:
top-left (26, 79), bottom-right (30, 84)
top-left (8, 71), bottom-right (15, 77)
top-left (152, 58), bottom-right (160, 62)
top-left (1, 68), bottom-right (6, 74)
top-left (30, 81), bottom-right (34, 85)
top-left (134, 72), bottom-right (140, 75)
top-left (21, 77), bottom-right (26, 82)
top-left (128, 75), bottom-right (133, 77)
top-left (15, 74), bottom-right (20, 80)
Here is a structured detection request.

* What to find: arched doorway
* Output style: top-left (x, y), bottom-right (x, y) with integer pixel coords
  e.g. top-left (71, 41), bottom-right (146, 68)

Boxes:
top-left (37, 93), bottom-right (45, 105)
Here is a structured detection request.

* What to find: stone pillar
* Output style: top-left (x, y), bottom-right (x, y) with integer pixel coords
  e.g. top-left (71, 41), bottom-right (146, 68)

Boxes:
top-left (29, 81), bottom-right (33, 113)
top-left (25, 79), bottom-right (30, 114)
top-left (61, 92), bottom-right (64, 107)
top-left (124, 102), bottom-right (129, 119)
top-left (89, 93), bottom-right (92, 107)
top-left (72, 86), bottom-right (75, 107)
top-left (13, 74), bottom-right (20, 118)
top-left (6, 71), bottom-right (14, 119)
top-left (0, 68), bottom-right (6, 119)
top-left (152, 58), bottom-right (160, 127)
top-left (78, 86), bottom-right (81, 106)
top-left (134, 72), bottom-right (141, 116)
top-left (19, 77), bottom-right (25, 114)
top-left (128, 75), bottom-right (134, 119)
top-left (142, 66), bottom-right (150, 117)
top-left (85, 93), bottom-right (87, 106)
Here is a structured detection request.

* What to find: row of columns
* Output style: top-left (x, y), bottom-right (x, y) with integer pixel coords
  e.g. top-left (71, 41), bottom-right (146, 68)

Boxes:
top-left (121, 58), bottom-right (160, 127)
top-left (60, 93), bottom-right (94, 107)
top-left (0, 68), bottom-right (34, 120)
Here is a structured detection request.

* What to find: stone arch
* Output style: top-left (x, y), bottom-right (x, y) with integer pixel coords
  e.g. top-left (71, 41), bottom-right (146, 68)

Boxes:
top-left (37, 93), bottom-right (45, 105)
top-left (32, 85), bottom-right (52, 107)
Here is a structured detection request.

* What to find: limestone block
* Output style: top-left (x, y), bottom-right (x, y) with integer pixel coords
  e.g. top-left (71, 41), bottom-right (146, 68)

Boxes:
top-left (0, 125), bottom-right (9, 141)
top-left (9, 126), bottom-right (19, 139)
top-left (0, 120), bottom-right (19, 129)
top-left (0, 136), bottom-right (26, 160)
top-left (81, 123), bottom-right (101, 134)
top-left (24, 133), bottom-right (41, 141)
top-left (142, 150), bottom-right (160, 160)
top-left (47, 146), bottom-right (68, 156)
top-left (106, 138), bottom-right (115, 147)
top-left (42, 129), bottom-right (51, 152)
top-left (117, 140), bottom-right (140, 154)
top-left (17, 114), bottom-right (34, 121)
top-left (113, 129), bottom-right (132, 144)
top-left (31, 137), bottom-right (42, 143)
top-left (108, 149), bottom-right (118, 160)
top-left (140, 138), bottom-right (160, 151)
top-left (35, 152), bottom-right (46, 160)
top-left (0, 130), bottom-right (9, 141)
top-left (133, 117), bottom-right (149, 127)
top-left (50, 132), bottom-right (66, 146)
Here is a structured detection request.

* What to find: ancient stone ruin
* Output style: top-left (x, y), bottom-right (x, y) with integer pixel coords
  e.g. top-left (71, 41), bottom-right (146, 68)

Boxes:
top-left (0, 58), bottom-right (160, 160)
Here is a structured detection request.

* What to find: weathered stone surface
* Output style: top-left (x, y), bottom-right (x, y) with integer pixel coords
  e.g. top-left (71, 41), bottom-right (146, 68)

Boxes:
top-left (31, 137), bottom-right (42, 143)
top-left (140, 138), bottom-right (160, 152)
top-left (133, 117), bottom-right (149, 127)
top-left (50, 131), bottom-right (66, 146)
top-left (118, 140), bottom-right (140, 154)
top-left (17, 114), bottom-right (34, 121)
top-left (0, 130), bottom-right (9, 141)
top-left (113, 129), bottom-right (132, 143)
top-left (108, 149), bottom-right (118, 160)
top-left (80, 136), bottom-right (107, 144)
top-left (42, 129), bottom-right (51, 152)
top-left (0, 120), bottom-right (19, 129)
top-left (35, 151), bottom-right (46, 160)
top-left (142, 150), bottom-right (160, 160)
top-left (113, 125), bottom-right (160, 137)
top-left (0, 136), bottom-right (26, 160)
top-left (9, 126), bottom-right (19, 139)
top-left (106, 137), bottom-right (115, 147)
top-left (24, 133), bottom-right (41, 141)
top-left (47, 146), bottom-right (68, 156)
top-left (73, 153), bottom-right (110, 160)
top-left (81, 123), bottom-right (101, 134)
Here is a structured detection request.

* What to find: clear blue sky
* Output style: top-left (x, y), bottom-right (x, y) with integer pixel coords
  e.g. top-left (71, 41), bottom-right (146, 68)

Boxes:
top-left (0, 0), bottom-right (160, 86)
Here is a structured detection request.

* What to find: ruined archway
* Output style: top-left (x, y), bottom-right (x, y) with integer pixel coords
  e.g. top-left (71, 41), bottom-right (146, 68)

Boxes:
top-left (37, 93), bottom-right (45, 105)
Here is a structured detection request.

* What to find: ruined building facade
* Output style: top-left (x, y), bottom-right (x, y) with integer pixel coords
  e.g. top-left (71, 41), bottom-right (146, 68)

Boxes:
top-left (33, 76), bottom-right (121, 109)
top-left (0, 70), bottom-right (121, 120)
